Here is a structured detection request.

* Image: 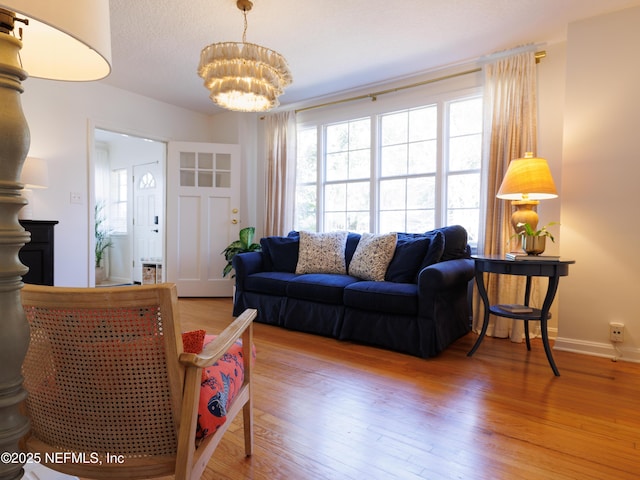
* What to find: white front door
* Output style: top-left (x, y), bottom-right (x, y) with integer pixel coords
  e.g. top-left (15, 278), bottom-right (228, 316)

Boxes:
top-left (133, 162), bottom-right (164, 284)
top-left (166, 141), bottom-right (241, 297)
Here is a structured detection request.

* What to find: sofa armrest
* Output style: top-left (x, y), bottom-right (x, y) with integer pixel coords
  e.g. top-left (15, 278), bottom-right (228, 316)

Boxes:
top-left (233, 252), bottom-right (264, 291)
top-left (418, 258), bottom-right (474, 290)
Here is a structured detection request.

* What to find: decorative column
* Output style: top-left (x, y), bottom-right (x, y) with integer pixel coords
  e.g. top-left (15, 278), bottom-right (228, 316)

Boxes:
top-left (0, 9), bottom-right (32, 480)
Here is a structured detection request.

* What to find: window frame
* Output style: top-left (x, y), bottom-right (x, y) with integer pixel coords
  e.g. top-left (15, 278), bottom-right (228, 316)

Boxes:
top-left (295, 83), bottom-right (483, 246)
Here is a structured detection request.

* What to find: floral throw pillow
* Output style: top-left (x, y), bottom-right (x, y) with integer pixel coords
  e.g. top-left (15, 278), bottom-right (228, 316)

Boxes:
top-left (295, 231), bottom-right (348, 274)
top-left (348, 232), bottom-right (398, 281)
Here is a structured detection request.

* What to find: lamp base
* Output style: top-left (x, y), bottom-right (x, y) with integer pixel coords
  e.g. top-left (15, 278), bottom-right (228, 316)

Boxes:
top-left (509, 200), bottom-right (539, 253)
top-left (510, 199), bottom-right (539, 233)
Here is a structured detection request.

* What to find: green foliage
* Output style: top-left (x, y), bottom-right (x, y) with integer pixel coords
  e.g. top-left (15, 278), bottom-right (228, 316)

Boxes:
top-left (516, 222), bottom-right (559, 243)
top-left (95, 202), bottom-right (113, 268)
top-left (222, 226), bottom-right (261, 278)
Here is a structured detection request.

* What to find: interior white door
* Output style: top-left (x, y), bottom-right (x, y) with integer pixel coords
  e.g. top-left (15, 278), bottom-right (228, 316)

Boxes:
top-left (166, 141), bottom-right (241, 297)
top-left (133, 162), bottom-right (164, 283)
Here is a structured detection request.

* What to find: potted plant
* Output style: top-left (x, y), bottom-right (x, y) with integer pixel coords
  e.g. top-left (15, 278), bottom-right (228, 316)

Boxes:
top-left (95, 202), bottom-right (113, 281)
top-left (516, 221), bottom-right (559, 255)
top-left (222, 226), bottom-right (261, 277)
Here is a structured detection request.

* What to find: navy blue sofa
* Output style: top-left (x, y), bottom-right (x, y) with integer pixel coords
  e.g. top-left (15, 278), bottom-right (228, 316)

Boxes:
top-left (232, 225), bottom-right (474, 358)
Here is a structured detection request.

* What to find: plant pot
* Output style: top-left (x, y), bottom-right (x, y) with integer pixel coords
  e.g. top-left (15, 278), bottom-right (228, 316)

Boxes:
top-left (522, 235), bottom-right (546, 255)
top-left (95, 266), bottom-right (107, 283)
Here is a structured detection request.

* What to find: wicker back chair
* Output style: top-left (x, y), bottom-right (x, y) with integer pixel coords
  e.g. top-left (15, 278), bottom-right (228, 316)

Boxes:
top-left (20, 283), bottom-right (255, 480)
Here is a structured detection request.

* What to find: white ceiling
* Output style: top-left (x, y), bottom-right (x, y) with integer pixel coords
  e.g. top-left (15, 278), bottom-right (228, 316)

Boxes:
top-left (101, 0), bottom-right (640, 115)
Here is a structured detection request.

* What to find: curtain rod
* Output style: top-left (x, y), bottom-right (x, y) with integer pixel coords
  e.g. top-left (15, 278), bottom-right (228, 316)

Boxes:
top-left (294, 50), bottom-right (546, 115)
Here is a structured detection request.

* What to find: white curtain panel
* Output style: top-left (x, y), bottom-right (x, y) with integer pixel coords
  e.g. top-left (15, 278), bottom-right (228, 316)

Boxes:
top-left (264, 111), bottom-right (297, 236)
top-left (474, 47), bottom-right (540, 341)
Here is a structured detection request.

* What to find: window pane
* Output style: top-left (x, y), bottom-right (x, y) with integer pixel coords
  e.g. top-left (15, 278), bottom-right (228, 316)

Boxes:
top-left (449, 133), bottom-right (482, 171)
top-left (325, 212), bottom-right (346, 231)
top-left (325, 183), bottom-right (346, 211)
top-left (381, 144), bottom-right (407, 177)
top-left (381, 111), bottom-right (407, 146)
top-left (407, 176), bottom-right (435, 209)
top-left (326, 123), bottom-right (348, 153)
top-left (448, 209), bottom-right (479, 245)
top-left (349, 119), bottom-right (370, 150)
top-left (408, 140), bottom-right (437, 175)
top-left (198, 153), bottom-right (213, 170)
top-left (349, 149), bottom-right (370, 179)
top-left (346, 212), bottom-right (370, 233)
top-left (409, 106), bottom-right (437, 142)
top-left (380, 178), bottom-right (406, 210)
top-left (449, 97), bottom-right (483, 136)
top-left (297, 128), bottom-right (317, 184)
top-left (407, 209), bottom-right (435, 233)
top-left (379, 210), bottom-right (406, 233)
top-left (448, 173), bottom-right (480, 209)
top-left (294, 184), bottom-right (317, 232)
top-left (346, 182), bottom-right (370, 211)
top-left (326, 152), bottom-right (348, 181)
top-left (216, 153), bottom-right (231, 171)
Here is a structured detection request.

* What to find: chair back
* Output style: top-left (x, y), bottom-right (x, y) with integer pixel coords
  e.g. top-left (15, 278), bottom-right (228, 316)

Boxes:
top-left (21, 283), bottom-right (185, 478)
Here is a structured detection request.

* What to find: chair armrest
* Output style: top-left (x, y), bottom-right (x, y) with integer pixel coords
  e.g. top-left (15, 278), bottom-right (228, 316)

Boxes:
top-left (418, 258), bottom-right (474, 290)
top-left (179, 308), bottom-right (257, 369)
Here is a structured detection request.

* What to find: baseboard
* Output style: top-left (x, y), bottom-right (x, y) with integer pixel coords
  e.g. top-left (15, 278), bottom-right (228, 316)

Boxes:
top-left (554, 337), bottom-right (640, 364)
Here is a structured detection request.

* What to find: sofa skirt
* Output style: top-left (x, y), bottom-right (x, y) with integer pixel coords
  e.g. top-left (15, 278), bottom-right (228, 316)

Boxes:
top-left (281, 298), bottom-right (345, 337)
top-left (339, 309), bottom-right (429, 357)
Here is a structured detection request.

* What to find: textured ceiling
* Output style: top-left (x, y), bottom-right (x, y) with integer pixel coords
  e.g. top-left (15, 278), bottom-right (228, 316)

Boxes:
top-left (101, 0), bottom-right (640, 114)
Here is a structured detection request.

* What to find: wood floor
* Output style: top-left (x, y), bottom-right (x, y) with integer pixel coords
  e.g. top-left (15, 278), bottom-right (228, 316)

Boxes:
top-left (178, 298), bottom-right (640, 480)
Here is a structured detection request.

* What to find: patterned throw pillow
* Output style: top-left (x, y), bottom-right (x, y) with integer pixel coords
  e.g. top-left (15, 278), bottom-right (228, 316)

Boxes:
top-left (348, 232), bottom-right (398, 281)
top-left (295, 231), bottom-right (348, 274)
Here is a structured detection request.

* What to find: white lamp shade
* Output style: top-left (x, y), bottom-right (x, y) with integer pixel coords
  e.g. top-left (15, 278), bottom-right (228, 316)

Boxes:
top-left (21, 156), bottom-right (48, 188)
top-left (0, 0), bottom-right (111, 81)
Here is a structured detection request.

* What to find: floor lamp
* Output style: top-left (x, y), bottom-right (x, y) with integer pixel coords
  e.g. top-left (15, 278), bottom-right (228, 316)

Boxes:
top-left (0, 2), bottom-right (110, 479)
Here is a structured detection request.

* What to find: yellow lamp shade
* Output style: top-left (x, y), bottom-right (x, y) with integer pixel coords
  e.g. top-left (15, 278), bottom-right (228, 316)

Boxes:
top-left (497, 152), bottom-right (558, 201)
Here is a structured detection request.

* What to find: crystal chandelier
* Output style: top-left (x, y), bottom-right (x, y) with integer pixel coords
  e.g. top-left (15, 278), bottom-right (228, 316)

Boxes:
top-left (198, 0), bottom-right (292, 112)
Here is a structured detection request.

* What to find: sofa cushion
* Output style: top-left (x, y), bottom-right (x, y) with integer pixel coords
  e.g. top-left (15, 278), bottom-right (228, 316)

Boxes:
top-left (344, 281), bottom-right (418, 316)
top-left (288, 231), bottom-right (361, 267)
top-left (385, 234), bottom-right (432, 283)
top-left (438, 225), bottom-right (470, 261)
top-left (348, 232), bottom-right (397, 281)
top-left (421, 230), bottom-right (445, 269)
top-left (295, 231), bottom-right (348, 274)
top-left (345, 232), bottom-right (362, 267)
top-left (245, 271), bottom-right (298, 296)
top-left (287, 273), bottom-right (360, 304)
top-left (260, 236), bottom-right (299, 272)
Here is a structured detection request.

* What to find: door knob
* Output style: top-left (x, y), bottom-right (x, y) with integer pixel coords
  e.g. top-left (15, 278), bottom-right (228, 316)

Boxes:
top-left (231, 219), bottom-right (238, 224)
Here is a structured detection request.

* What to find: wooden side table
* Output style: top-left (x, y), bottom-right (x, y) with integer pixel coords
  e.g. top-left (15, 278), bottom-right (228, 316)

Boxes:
top-left (468, 255), bottom-right (575, 376)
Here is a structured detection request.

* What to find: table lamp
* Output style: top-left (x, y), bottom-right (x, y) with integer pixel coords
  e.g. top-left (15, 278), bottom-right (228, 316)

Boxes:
top-left (497, 152), bottom-right (558, 235)
top-left (0, 2), bottom-right (110, 479)
top-left (19, 156), bottom-right (49, 220)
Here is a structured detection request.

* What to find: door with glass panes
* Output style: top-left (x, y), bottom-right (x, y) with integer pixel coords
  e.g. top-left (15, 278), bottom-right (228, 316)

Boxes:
top-left (166, 141), bottom-right (240, 297)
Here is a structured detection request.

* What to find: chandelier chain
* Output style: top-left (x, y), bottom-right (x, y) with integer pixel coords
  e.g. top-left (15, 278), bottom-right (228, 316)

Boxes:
top-left (242, 8), bottom-right (248, 43)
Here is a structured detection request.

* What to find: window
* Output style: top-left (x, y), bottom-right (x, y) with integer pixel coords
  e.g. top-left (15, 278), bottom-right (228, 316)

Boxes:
top-left (109, 168), bottom-right (128, 234)
top-left (295, 92), bottom-right (483, 245)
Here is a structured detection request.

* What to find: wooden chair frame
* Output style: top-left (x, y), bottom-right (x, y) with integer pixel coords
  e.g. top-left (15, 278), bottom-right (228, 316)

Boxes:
top-left (20, 283), bottom-right (256, 480)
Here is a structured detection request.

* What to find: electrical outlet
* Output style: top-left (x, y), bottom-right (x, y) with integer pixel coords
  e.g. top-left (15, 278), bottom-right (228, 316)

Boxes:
top-left (609, 322), bottom-right (624, 343)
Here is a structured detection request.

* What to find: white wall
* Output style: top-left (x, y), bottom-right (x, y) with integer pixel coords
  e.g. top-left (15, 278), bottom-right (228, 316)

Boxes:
top-left (554, 6), bottom-right (640, 361)
top-left (22, 80), bottom-right (215, 286)
top-left (209, 111), bottom-right (262, 238)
